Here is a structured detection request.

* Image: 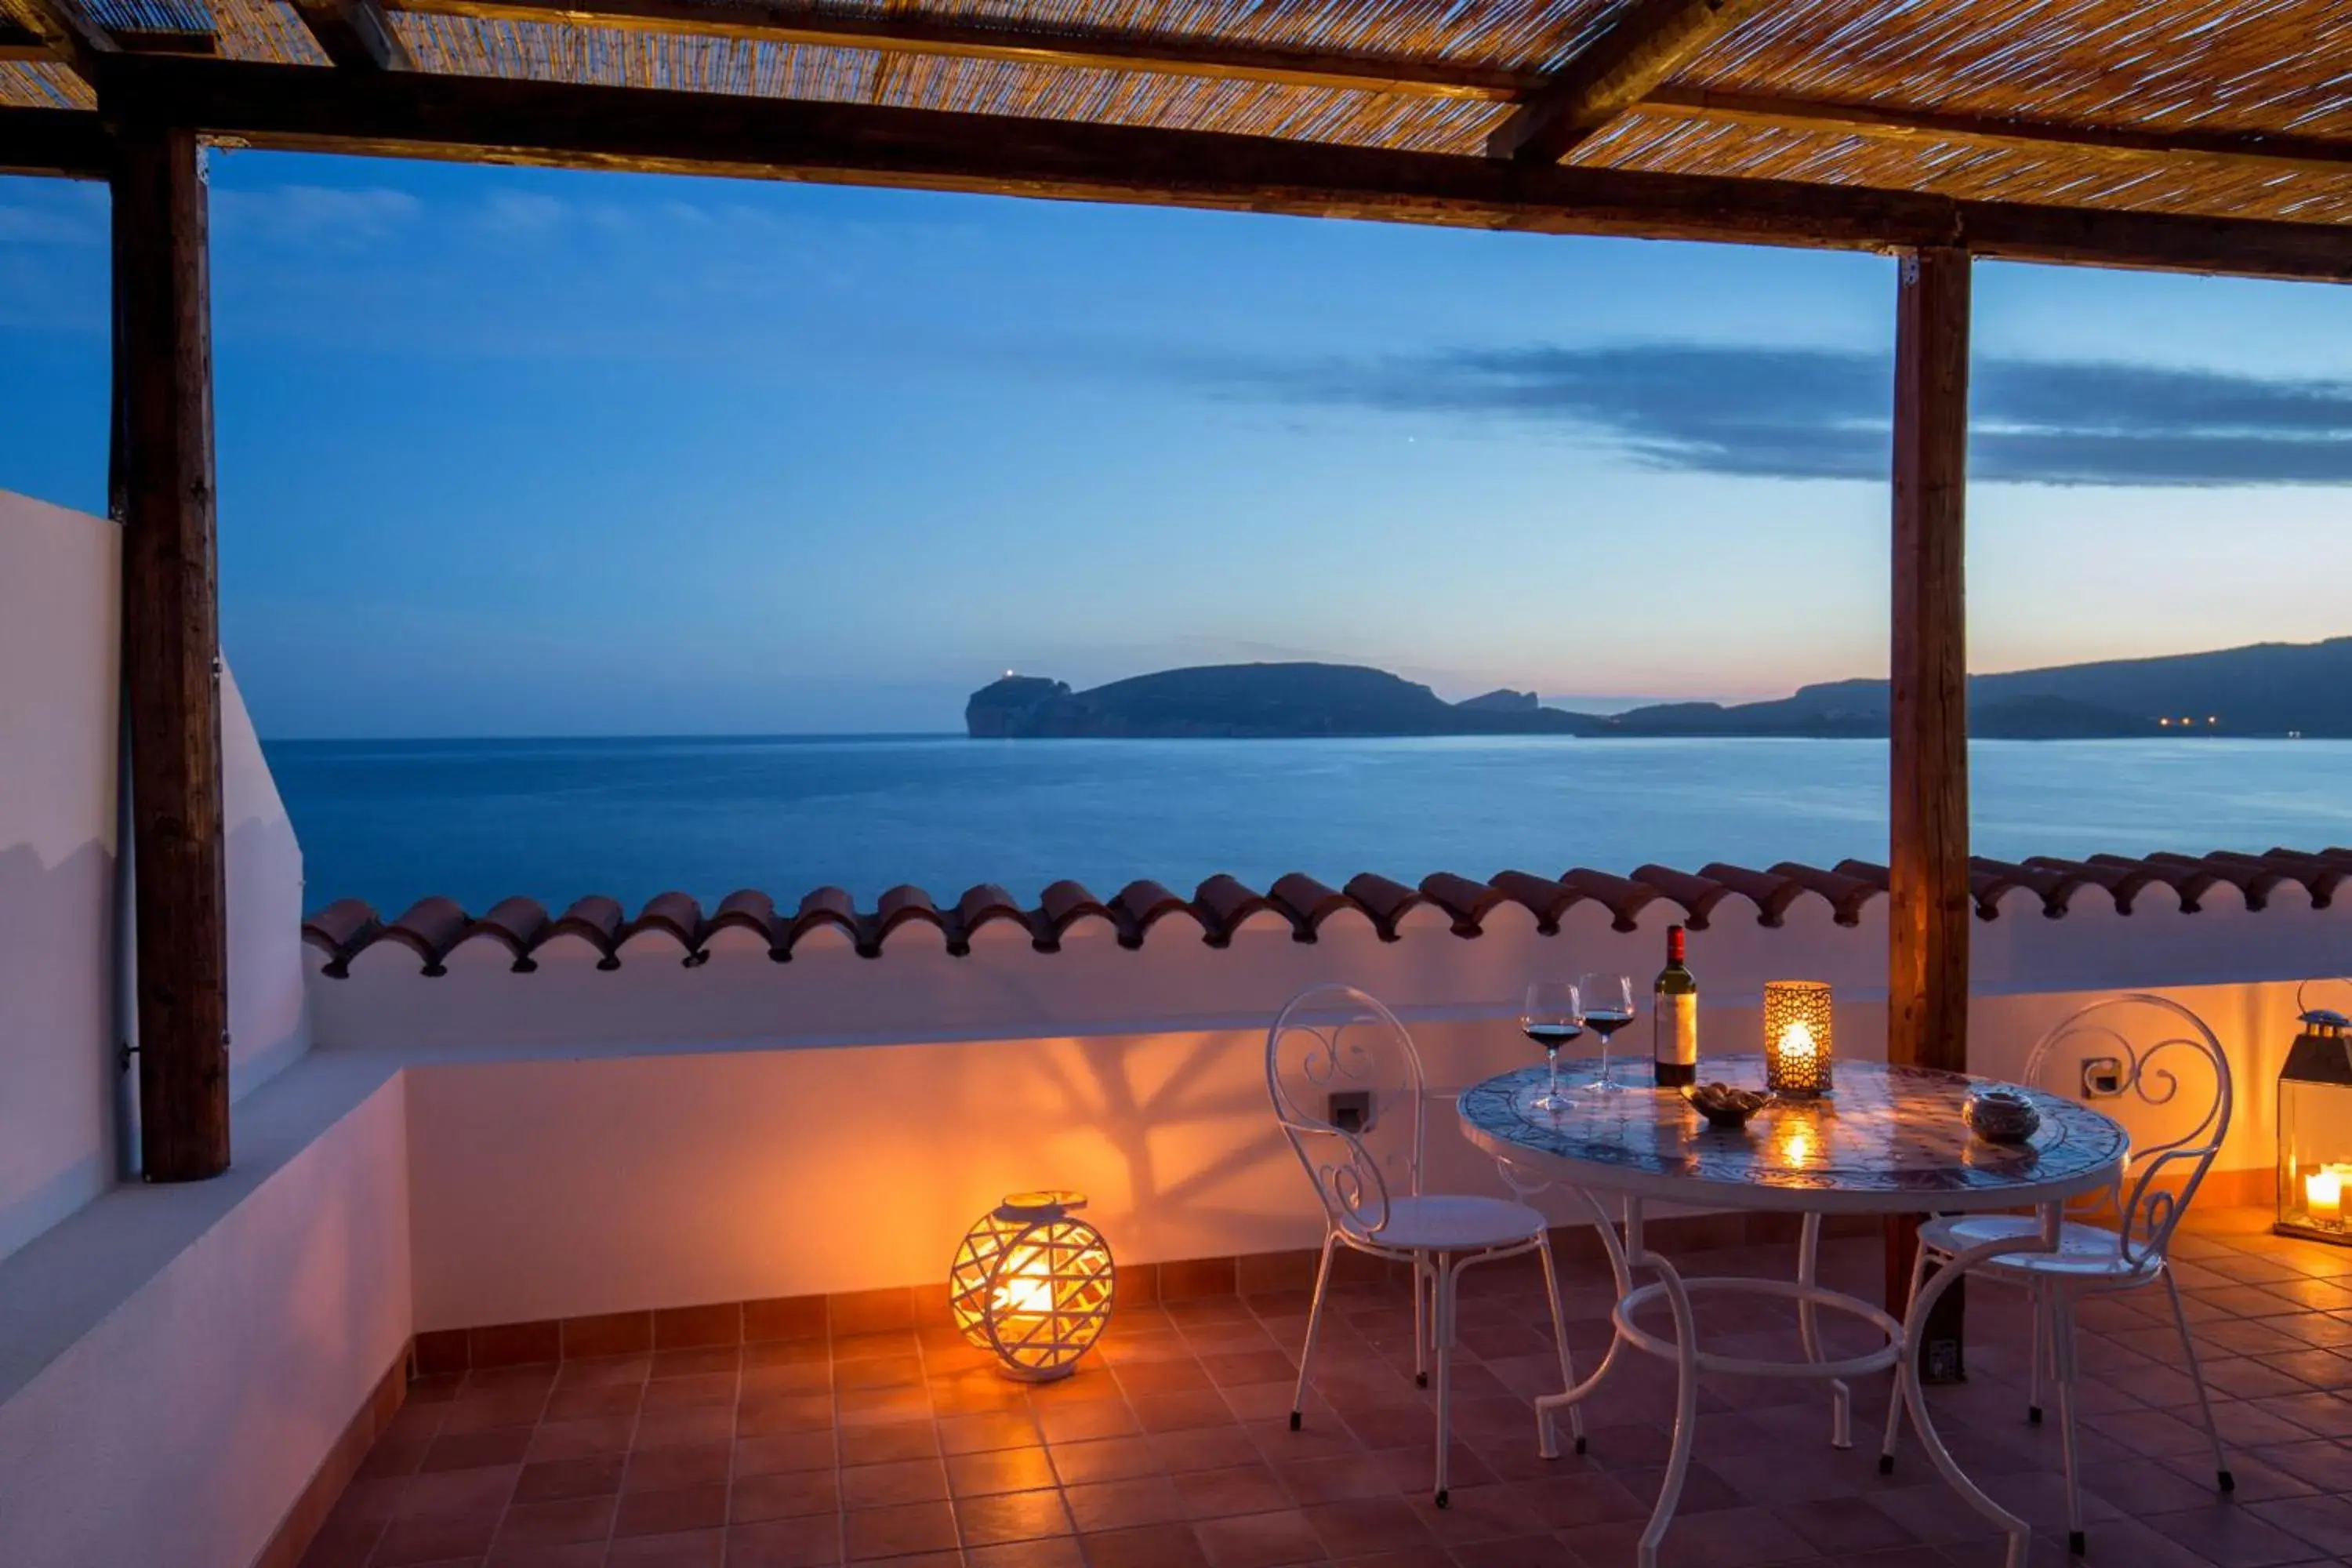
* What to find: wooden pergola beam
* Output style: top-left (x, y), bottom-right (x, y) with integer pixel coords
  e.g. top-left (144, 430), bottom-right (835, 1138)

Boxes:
top-left (1646, 86), bottom-right (2352, 179)
top-left (59, 59), bottom-right (2352, 284)
top-left (293, 0), bottom-right (411, 70)
top-left (0, 104), bottom-right (111, 175)
top-left (1886, 244), bottom-right (1971, 1361)
top-left (111, 115), bottom-right (232, 1183)
top-left (1486, 0), bottom-right (1769, 162)
top-left (390, 0), bottom-right (1544, 102)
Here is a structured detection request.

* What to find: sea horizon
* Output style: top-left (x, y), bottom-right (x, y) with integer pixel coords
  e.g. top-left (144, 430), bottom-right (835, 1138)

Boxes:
top-left (263, 732), bottom-right (2352, 916)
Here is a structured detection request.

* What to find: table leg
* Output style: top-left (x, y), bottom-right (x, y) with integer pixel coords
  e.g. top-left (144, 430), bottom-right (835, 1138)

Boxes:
top-left (1898, 1203), bottom-right (2063, 1568)
top-left (1798, 1211), bottom-right (1853, 1449)
top-left (1624, 1198), bottom-right (1702, 1568)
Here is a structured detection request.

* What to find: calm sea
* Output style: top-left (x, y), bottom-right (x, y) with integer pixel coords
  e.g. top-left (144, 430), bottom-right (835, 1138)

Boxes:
top-left (262, 735), bottom-right (2352, 914)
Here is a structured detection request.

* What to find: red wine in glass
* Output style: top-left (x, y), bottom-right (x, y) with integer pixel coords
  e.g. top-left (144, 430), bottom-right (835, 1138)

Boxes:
top-left (1521, 982), bottom-right (1583, 1112)
top-left (1577, 973), bottom-right (1637, 1094)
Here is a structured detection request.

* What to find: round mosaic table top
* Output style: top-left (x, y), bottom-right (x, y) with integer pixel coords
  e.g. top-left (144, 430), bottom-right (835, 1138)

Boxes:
top-left (1457, 1056), bottom-right (2129, 1215)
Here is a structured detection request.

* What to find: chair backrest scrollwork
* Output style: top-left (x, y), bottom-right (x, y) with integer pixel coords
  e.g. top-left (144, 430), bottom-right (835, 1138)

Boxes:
top-left (1265, 985), bottom-right (1428, 1244)
top-left (2020, 993), bottom-right (2231, 1270)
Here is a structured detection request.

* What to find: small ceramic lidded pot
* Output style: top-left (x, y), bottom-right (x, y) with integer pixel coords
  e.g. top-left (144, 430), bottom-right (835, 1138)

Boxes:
top-left (1965, 1088), bottom-right (2042, 1145)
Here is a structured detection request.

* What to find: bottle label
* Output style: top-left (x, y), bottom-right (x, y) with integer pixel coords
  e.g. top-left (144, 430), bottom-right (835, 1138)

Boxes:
top-left (1657, 994), bottom-right (1698, 1067)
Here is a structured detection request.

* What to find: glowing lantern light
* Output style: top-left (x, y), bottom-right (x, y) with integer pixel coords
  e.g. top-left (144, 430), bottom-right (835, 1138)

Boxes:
top-left (1764, 980), bottom-right (1835, 1096)
top-left (949, 1190), bottom-right (1115, 1381)
top-left (2278, 1009), bottom-right (2352, 1243)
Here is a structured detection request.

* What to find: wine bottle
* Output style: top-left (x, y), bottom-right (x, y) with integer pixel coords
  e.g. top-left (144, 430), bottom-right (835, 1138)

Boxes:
top-left (1653, 924), bottom-right (1698, 1088)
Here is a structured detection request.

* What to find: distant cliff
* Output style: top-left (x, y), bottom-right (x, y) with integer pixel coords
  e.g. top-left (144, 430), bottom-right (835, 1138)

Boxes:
top-left (966, 663), bottom-right (1583, 738)
top-left (967, 639), bottom-right (2352, 739)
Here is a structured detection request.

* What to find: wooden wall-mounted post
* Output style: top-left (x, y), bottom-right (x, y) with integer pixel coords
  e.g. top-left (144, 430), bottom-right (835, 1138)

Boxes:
top-left (111, 118), bottom-right (230, 1181)
top-left (1886, 244), bottom-right (1971, 1370)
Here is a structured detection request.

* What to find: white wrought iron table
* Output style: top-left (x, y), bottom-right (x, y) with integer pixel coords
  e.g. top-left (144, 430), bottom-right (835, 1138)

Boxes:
top-left (1457, 1054), bottom-right (2129, 1568)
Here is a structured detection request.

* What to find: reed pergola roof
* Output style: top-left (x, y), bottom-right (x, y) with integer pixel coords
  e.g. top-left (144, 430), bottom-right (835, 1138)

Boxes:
top-left (7, 0), bottom-right (2352, 279)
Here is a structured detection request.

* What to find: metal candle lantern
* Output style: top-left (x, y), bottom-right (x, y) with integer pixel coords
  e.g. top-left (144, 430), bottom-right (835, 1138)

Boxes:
top-left (949, 1189), bottom-right (1116, 1381)
top-left (1763, 981), bottom-right (1834, 1095)
top-left (2277, 1009), bottom-right (2352, 1243)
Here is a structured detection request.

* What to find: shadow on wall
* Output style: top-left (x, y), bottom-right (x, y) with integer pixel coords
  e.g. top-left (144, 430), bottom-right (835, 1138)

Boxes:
top-left (0, 840), bottom-right (116, 1264)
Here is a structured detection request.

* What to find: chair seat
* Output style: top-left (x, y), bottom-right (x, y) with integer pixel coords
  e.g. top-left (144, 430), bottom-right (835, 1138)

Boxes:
top-left (1361, 1193), bottom-right (1548, 1251)
top-left (1920, 1214), bottom-right (2161, 1282)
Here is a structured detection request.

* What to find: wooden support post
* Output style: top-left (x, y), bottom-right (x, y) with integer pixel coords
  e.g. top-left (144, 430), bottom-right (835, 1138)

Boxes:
top-left (112, 119), bottom-right (230, 1181)
top-left (1888, 244), bottom-right (1971, 1376)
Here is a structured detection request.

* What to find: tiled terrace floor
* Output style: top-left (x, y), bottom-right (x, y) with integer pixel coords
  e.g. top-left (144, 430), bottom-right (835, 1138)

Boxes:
top-left (306, 1208), bottom-right (2352, 1568)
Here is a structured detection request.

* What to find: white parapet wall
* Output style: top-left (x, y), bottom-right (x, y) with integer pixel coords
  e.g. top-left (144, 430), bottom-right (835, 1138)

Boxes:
top-left (0, 488), bottom-right (314, 1265)
top-left (307, 880), bottom-right (2350, 1329)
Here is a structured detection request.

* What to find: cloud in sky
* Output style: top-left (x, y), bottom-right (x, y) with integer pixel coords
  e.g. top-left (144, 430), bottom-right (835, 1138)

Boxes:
top-left (1187, 343), bottom-right (2352, 487)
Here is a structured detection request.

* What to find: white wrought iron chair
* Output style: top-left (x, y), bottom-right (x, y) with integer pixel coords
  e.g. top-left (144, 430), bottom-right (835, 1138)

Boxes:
top-left (1268, 984), bottom-right (1579, 1507)
top-left (1880, 994), bottom-right (2234, 1555)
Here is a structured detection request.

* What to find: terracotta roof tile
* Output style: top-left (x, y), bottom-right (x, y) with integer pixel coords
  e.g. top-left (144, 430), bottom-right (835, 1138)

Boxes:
top-left (301, 848), bottom-right (2337, 975)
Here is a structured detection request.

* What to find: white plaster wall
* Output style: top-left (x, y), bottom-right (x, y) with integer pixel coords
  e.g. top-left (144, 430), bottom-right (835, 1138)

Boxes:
top-left (0, 1060), bottom-right (409, 1568)
top-left (370, 897), bottom-right (2346, 1327)
top-left (0, 489), bottom-right (119, 1265)
top-left (224, 661), bottom-right (311, 1098)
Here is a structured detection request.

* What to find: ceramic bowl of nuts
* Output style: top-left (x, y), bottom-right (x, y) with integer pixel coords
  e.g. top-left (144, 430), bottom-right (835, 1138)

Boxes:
top-left (1686, 1081), bottom-right (1770, 1131)
top-left (1964, 1088), bottom-right (2042, 1145)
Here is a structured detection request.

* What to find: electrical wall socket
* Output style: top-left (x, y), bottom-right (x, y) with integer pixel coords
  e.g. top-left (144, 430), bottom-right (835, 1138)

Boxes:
top-left (1327, 1091), bottom-right (1373, 1134)
top-left (2080, 1057), bottom-right (2125, 1098)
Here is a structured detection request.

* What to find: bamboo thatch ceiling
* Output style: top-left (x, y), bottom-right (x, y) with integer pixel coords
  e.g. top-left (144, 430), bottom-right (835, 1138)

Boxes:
top-left (5, 0), bottom-right (2352, 257)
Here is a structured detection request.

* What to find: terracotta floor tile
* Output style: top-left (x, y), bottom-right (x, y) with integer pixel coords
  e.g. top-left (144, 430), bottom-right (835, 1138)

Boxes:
top-left (1152, 1428), bottom-right (1261, 1475)
top-left (839, 1387), bottom-right (935, 1428)
top-left (2249, 1493), bottom-right (2352, 1559)
top-left (1136, 1392), bottom-right (1245, 1434)
top-left (1037, 1399), bottom-right (1142, 1445)
top-left (543, 1383), bottom-right (644, 1423)
top-left (841, 1457), bottom-right (952, 1508)
top-left (421, 1428), bottom-right (536, 1473)
top-left (967, 1537), bottom-right (1087, 1568)
top-left (525, 1417), bottom-right (635, 1463)
top-left (1080, 1523), bottom-right (1213, 1568)
top-left (485, 1538), bottom-right (608, 1566)
top-left (730, 1468), bottom-right (839, 1523)
top-left (1272, 1455), bottom-right (1392, 1508)
top-left (615, 1483), bottom-right (730, 1537)
top-left (957, 1487), bottom-right (1079, 1545)
top-left (725, 1519), bottom-right (844, 1568)
top-left (397, 1465), bottom-right (521, 1519)
top-left (1194, 1509), bottom-right (1324, 1568)
top-left (553, 1354), bottom-right (650, 1389)
top-left (840, 1419), bottom-right (941, 1466)
top-left (604, 1526), bottom-right (727, 1566)
top-left (2140, 1501), bottom-right (2325, 1568)
top-left (839, 1355), bottom-right (926, 1390)
top-left (512, 1454), bottom-right (626, 1504)
top-left (635, 1406), bottom-right (737, 1450)
top-left (642, 1372), bottom-right (737, 1411)
top-left (949, 1446), bottom-right (1060, 1497)
top-left (438, 1388), bottom-right (550, 1435)
top-left (651, 1345), bottom-right (742, 1379)
top-left (1054, 1436), bottom-right (1167, 1486)
top-left (371, 1511), bottom-right (502, 1566)
top-left (493, 1494), bottom-right (617, 1548)
top-left (623, 1442), bottom-right (732, 1493)
top-left (938, 1410), bottom-right (1041, 1455)
top-left (1069, 1475), bottom-right (1191, 1533)
top-left (735, 1430), bottom-right (839, 1478)
top-left (843, 1501), bottom-right (960, 1561)
top-left (1173, 1464), bottom-right (1292, 1521)
top-left (739, 1393), bottom-right (839, 1439)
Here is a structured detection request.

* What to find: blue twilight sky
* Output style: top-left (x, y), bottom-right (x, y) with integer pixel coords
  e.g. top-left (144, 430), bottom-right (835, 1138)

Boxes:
top-left (3, 151), bottom-right (2351, 738)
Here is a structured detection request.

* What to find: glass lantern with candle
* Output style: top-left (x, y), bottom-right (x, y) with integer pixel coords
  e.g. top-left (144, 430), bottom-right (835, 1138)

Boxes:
top-left (1764, 981), bottom-right (1834, 1096)
top-left (2277, 1009), bottom-right (2352, 1243)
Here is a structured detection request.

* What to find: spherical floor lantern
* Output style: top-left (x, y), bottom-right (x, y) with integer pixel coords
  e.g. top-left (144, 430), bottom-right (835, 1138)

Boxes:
top-left (950, 1190), bottom-right (1115, 1381)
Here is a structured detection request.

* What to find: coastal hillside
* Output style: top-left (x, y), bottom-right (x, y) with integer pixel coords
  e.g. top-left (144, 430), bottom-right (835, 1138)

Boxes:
top-left (967, 638), bottom-right (2352, 739)
top-left (966, 664), bottom-right (1582, 738)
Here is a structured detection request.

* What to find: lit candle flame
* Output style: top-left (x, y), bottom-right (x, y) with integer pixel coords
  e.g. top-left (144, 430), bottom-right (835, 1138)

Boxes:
top-left (1777, 1021), bottom-right (1820, 1065)
top-left (2307, 1165), bottom-right (2350, 1224)
top-left (993, 1246), bottom-right (1055, 1317)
